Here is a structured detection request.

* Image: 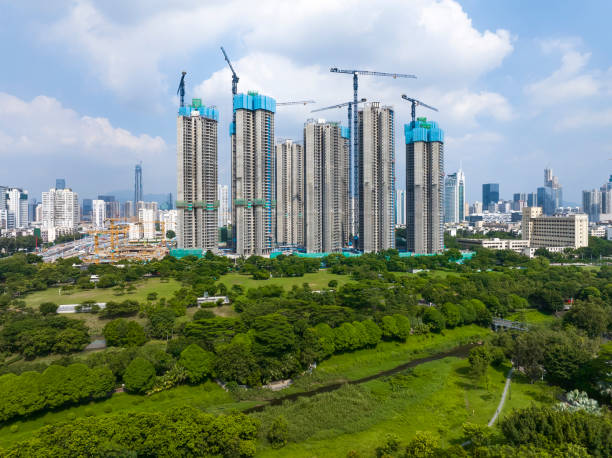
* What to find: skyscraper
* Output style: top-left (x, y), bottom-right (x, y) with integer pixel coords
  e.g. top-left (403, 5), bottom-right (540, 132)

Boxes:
top-left (406, 116), bottom-right (444, 253)
top-left (134, 163), bottom-right (143, 213)
top-left (444, 171), bottom-right (465, 224)
top-left (582, 189), bottom-right (601, 222)
top-left (482, 183), bottom-right (499, 209)
top-left (527, 192), bottom-right (538, 207)
top-left (92, 199), bottom-right (106, 228)
top-left (82, 198), bottom-right (93, 221)
top-left (6, 188), bottom-right (29, 229)
top-left (276, 140), bottom-right (304, 247)
top-left (231, 92), bottom-right (276, 256)
top-left (217, 184), bottom-right (230, 228)
top-left (55, 179), bottom-right (66, 190)
top-left (395, 189), bottom-right (406, 226)
top-left (457, 169), bottom-right (466, 221)
top-left (355, 103), bottom-right (395, 253)
top-left (42, 187), bottom-right (79, 228)
top-left (303, 121), bottom-right (350, 252)
top-left (542, 168), bottom-right (563, 215)
top-left (176, 98), bottom-right (218, 252)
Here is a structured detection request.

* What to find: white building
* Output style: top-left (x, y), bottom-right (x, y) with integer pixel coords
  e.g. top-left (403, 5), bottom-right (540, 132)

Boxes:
top-left (139, 208), bottom-right (157, 240)
top-left (458, 238), bottom-right (530, 254)
top-left (6, 188), bottom-right (29, 229)
top-left (159, 209), bottom-right (177, 235)
top-left (522, 207), bottom-right (588, 249)
top-left (217, 184), bottom-right (230, 228)
top-left (42, 187), bottom-right (79, 229)
top-left (276, 140), bottom-right (305, 247)
top-left (92, 200), bottom-right (106, 228)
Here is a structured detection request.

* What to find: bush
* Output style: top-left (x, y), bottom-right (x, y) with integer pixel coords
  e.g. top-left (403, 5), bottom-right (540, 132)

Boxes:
top-left (104, 405), bottom-right (113, 414)
top-left (267, 415), bottom-right (289, 449)
top-left (84, 408), bottom-right (95, 417)
top-left (10, 424), bottom-right (19, 433)
top-left (123, 357), bottom-right (156, 394)
top-left (39, 302), bottom-right (58, 315)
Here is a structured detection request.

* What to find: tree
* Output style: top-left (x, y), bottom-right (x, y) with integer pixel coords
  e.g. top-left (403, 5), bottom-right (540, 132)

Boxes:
top-left (123, 357), bottom-right (156, 393)
top-left (440, 303), bottom-right (462, 328)
top-left (179, 344), bottom-right (216, 383)
top-left (252, 314), bottom-right (295, 357)
top-left (267, 415), bottom-right (289, 449)
top-left (462, 422), bottom-right (492, 447)
top-left (468, 346), bottom-right (491, 388)
top-left (166, 230), bottom-right (176, 239)
top-left (563, 301), bottom-right (609, 338)
top-left (405, 431), bottom-right (439, 457)
top-left (147, 307), bottom-right (176, 339)
top-left (103, 319), bottom-right (147, 347)
top-left (39, 302), bottom-right (58, 315)
top-left (423, 308), bottom-right (446, 332)
top-left (53, 328), bottom-right (89, 353)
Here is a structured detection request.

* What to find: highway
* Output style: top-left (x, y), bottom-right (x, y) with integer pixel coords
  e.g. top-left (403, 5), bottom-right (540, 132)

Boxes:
top-left (41, 236), bottom-right (94, 262)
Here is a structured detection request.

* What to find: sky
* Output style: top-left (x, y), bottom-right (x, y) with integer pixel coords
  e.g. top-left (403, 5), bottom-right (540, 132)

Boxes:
top-left (1, 0), bottom-right (611, 205)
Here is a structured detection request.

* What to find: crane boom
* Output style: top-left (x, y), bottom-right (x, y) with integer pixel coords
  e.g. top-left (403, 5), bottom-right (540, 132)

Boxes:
top-left (329, 68), bottom-right (416, 241)
top-left (401, 94), bottom-right (438, 123)
top-left (330, 68), bottom-right (416, 79)
top-left (276, 100), bottom-right (316, 106)
top-left (220, 46), bottom-right (239, 95)
top-left (310, 98), bottom-right (367, 113)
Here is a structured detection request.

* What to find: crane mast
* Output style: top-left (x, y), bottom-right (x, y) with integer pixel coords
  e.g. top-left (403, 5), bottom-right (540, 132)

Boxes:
top-left (329, 68), bottom-right (416, 242)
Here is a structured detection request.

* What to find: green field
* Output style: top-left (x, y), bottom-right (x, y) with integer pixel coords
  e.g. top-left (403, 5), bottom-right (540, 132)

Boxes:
top-left (0, 382), bottom-right (236, 448)
top-left (220, 270), bottom-right (350, 291)
top-left (23, 278), bottom-right (182, 309)
top-left (507, 309), bottom-right (557, 325)
top-left (253, 358), bottom-right (550, 457)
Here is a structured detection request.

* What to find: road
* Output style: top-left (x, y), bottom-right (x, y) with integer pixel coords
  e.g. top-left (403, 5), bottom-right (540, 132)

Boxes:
top-left (41, 236), bottom-right (93, 262)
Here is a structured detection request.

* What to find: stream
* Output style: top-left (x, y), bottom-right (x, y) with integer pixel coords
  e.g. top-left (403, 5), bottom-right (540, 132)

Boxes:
top-left (243, 342), bottom-right (478, 413)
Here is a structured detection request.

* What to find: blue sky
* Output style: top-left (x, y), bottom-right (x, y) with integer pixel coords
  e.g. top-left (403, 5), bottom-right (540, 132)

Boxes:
top-left (1, 0), bottom-right (611, 205)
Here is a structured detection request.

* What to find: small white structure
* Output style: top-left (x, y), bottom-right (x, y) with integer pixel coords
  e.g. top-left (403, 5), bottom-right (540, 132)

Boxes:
top-left (197, 296), bottom-right (230, 306)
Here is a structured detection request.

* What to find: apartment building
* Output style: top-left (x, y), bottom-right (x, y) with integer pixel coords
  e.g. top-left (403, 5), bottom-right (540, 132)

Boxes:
top-left (522, 206), bottom-right (588, 249)
top-left (275, 140), bottom-right (304, 247)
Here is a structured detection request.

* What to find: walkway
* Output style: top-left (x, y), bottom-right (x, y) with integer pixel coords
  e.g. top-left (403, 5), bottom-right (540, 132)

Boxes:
top-left (488, 367), bottom-right (513, 426)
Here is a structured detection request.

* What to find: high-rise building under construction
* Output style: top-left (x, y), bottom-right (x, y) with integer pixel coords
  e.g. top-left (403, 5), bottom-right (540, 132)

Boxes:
top-left (275, 140), bottom-right (303, 247)
top-left (231, 92), bottom-right (276, 256)
top-left (358, 103), bottom-right (395, 253)
top-left (405, 117), bottom-right (444, 254)
top-left (176, 99), bottom-right (218, 252)
top-left (303, 120), bottom-right (350, 253)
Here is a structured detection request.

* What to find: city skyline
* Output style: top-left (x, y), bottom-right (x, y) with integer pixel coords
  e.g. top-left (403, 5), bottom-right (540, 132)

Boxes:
top-left (1, 2), bottom-right (611, 203)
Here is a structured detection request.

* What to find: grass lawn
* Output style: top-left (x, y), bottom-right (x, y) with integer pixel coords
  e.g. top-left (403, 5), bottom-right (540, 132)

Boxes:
top-left (0, 382), bottom-right (234, 449)
top-left (252, 357), bottom-right (550, 457)
top-left (220, 270), bottom-right (350, 291)
top-left (23, 278), bottom-right (182, 309)
top-left (507, 309), bottom-right (557, 325)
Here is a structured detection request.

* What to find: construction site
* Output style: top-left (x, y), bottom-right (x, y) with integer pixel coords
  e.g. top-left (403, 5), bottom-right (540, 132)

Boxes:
top-left (82, 218), bottom-right (170, 263)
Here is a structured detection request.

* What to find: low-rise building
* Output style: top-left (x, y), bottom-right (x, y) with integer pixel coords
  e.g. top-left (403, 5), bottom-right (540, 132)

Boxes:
top-left (522, 207), bottom-right (588, 249)
top-left (457, 238), bottom-right (530, 254)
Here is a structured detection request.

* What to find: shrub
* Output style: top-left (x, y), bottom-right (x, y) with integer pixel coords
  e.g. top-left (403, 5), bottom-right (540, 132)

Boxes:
top-left (123, 357), bottom-right (156, 394)
top-left (10, 424), bottom-right (19, 433)
top-left (267, 415), bottom-right (289, 449)
top-left (84, 408), bottom-right (95, 417)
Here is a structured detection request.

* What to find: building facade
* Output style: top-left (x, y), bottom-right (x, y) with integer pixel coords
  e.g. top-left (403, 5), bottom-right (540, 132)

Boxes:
top-left (5, 188), bottom-right (29, 229)
top-left (303, 121), bottom-right (350, 252)
top-left (406, 117), bottom-right (444, 254)
top-left (176, 99), bottom-right (219, 252)
top-left (231, 92), bottom-right (276, 256)
top-left (42, 187), bottom-right (79, 229)
top-left (482, 183), bottom-right (499, 209)
top-left (522, 206), bottom-right (588, 249)
top-left (276, 140), bottom-right (304, 247)
top-left (92, 199), bottom-right (106, 228)
top-left (396, 189), bottom-right (406, 226)
top-left (444, 171), bottom-right (465, 223)
top-left (134, 163), bottom-right (143, 210)
top-left (582, 189), bottom-right (601, 222)
top-left (217, 184), bottom-right (230, 228)
top-left (358, 103), bottom-right (395, 253)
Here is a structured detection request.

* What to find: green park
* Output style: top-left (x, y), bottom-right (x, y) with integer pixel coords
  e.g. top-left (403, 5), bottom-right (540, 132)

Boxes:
top-left (0, 243), bottom-right (612, 456)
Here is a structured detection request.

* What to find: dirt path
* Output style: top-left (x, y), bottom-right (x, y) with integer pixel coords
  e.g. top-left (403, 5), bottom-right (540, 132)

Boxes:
top-left (488, 367), bottom-right (513, 426)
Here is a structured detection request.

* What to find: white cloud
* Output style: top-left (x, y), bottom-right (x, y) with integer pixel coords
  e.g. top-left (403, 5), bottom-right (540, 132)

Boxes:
top-left (0, 92), bottom-right (167, 163)
top-left (525, 40), bottom-right (606, 105)
top-left (45, 0), bottom-right (514, 104)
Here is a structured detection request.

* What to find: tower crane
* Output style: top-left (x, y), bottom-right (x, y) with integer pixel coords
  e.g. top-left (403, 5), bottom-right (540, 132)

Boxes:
top-left (401, 94), bottom-right (438, 123)
top-left (220, 46), bottom-right (239, 96)
top-left (177, 71), bottom-right (186, 107)
top-left (276, 100), bottom-right (316, 106)
top-left (329, 68), bottom-right (416, 236)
